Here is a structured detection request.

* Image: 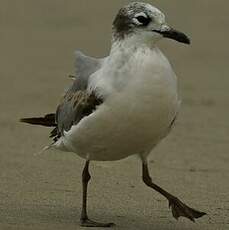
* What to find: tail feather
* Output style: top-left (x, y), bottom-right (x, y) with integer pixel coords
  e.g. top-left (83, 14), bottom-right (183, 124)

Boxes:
top-left (20, 113), bottom-right (56, 127)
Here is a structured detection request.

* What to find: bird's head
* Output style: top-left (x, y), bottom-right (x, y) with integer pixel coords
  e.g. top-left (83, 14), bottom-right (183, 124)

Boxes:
top-left (112, 2), bottom-right (190, 45)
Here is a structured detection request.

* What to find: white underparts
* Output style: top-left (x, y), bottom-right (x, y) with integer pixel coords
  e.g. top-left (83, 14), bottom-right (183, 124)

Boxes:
top-left (54, 40), bottom-right (179, 161)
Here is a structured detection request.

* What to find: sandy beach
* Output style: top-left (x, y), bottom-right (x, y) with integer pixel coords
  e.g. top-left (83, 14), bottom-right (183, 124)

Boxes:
top-left (0, 0), bottom-right (228, 229)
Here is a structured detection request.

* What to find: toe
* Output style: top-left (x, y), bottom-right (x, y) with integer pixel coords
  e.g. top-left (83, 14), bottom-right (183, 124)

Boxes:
top-left (80, 218), bottom-right (115, 227)
top-left (169, 197), bottom-right (206, 222)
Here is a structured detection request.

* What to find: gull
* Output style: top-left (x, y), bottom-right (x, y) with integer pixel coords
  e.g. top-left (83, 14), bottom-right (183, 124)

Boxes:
top-left (21, 2), bottom-right (206, 227)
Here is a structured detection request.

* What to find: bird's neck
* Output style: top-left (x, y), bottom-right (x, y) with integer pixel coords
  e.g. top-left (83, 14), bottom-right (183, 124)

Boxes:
top-left (111, 33), bottom-right (157, 54)
top-left (109, 35), bottom-right (157, 69)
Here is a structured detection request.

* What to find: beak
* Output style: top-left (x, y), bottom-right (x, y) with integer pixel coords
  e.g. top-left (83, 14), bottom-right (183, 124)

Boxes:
top-left (153, 25), bottom-right (191, 45)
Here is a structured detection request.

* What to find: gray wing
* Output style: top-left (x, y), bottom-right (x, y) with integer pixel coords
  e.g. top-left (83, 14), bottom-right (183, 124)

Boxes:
top-left (53, 51), bottom-right (105, 140)
top-left (70, 50), bottom-right (105, 91)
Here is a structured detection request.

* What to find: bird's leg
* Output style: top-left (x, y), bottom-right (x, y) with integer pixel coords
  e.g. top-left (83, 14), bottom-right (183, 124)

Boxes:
top-left (80, 160), bottom-right (115, 227)
top-left (142, 161), bottom-right (206, 222)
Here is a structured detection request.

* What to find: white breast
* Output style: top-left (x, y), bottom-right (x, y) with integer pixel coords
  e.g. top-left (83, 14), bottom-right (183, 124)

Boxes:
top-left (55, 46), bottom-right (180, 161)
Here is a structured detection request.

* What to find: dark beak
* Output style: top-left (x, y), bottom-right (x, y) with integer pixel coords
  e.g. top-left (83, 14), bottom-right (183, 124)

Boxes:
top-left (154, 28), bottom-right (191, 45)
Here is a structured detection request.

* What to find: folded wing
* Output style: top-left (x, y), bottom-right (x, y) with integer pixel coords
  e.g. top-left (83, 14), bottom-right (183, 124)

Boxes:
top-left (20, 51), bottom-right (105, 142)
top-left (54, 51), bottom-right (105, 141)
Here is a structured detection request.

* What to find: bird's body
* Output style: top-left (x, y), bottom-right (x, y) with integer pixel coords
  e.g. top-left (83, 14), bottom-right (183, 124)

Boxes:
top-left (21, 2), bottom-right (206, 227)
top-left (56, 43), bottom-right (179, 161)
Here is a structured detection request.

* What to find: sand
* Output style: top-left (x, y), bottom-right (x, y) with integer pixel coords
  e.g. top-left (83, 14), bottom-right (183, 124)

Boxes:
top-left (0, 0), bottom-right (228, 229)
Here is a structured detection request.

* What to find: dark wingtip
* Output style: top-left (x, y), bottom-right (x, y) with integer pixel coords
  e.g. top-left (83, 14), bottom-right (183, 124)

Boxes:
top-left (20, 118), bottom-right (31, 123)
top-left (20, 114), bottom-right (56, 127)
top-left (20, 117), bottom-right (39, 125)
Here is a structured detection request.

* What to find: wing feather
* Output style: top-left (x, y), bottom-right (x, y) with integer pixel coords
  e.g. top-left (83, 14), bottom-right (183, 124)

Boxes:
top-left (56, 90), bottom-right (102, 136)
top-left (53, 51), bottom-right (105, 141)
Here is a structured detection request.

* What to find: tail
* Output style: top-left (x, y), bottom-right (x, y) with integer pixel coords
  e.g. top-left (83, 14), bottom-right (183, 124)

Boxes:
top-left (20, 113), bottom-right (56, 127)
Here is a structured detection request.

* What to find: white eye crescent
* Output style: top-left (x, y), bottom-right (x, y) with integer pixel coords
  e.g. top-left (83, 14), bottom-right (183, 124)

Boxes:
top-left (133, 12), bottom-right (151, 26)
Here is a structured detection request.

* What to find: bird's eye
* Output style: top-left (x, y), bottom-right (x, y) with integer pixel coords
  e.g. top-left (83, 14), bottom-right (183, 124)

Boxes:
top-left (135, 15), bottom-right (151, 26)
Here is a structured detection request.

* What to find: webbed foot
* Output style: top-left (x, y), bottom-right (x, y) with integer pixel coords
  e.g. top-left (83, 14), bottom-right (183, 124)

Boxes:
top-left (168, 196), bottom-right (206, 222)
top-left (80, 218), bottom-right (115, 228)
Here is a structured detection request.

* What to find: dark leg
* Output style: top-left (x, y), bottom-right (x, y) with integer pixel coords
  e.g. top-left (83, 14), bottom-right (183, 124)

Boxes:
top-left (142, 161), bottom-right (206, 222)
top-left (80, 160), bottom-right (115, 227)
